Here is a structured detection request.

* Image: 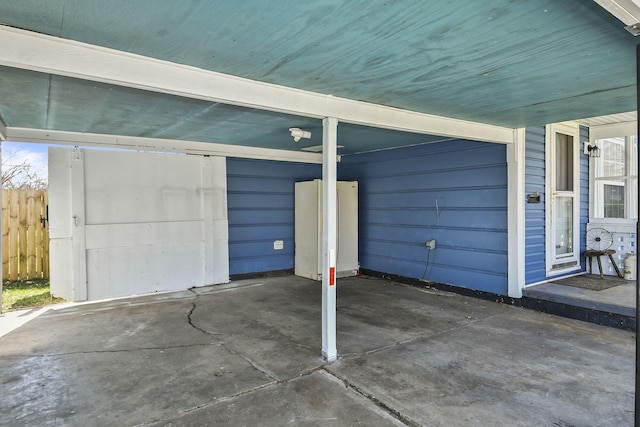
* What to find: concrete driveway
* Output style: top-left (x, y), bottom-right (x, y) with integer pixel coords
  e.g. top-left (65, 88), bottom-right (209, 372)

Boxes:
top-left (0, 275), bottom-right (633, 426)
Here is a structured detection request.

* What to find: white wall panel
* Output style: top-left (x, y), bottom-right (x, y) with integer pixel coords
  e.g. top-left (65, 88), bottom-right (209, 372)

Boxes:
top-left (49, 239), bottom-right (73, 301)
top-left (84, 222), bottom-right (203, 249)
top-left (86, 242), bottom-right (204, 300)
top-left (49, 148), bottom-right (229, 301)
top-left (49, 147), bottom-right (75, 300)
top-left (83, 150), bottom-right (203, 225)
top-left (202, 157), bottom-right (229, 285)
top-left (48, 147), bottom-right (72, 239)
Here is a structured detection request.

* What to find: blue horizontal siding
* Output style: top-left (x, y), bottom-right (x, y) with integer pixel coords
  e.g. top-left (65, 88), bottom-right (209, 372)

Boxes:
top-left (524, 126), bottom-right (547, 284)
top-left (227, 158), bottom-right (320, 275)
top-left (340, 140), bottom-right (508, 294)
top-left (579, 125), bottom-right (589, 272)
top-left (365, 209), bottom-right (506, 230)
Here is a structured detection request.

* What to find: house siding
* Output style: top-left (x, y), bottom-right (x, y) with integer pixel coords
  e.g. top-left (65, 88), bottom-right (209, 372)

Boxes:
top-left (524, 125), bottom-right (588, 285)
top-left (524, 126), bottom-right (547, 283)
top-left (226, 158), bottom-right (320, 275)
top-left (339, 140), bottom-right (508, 295)
top-left (579, 125), bottom-right (589, 272)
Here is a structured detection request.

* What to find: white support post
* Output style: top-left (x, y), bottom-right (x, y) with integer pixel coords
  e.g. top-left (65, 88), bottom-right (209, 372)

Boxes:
top-left (322, 117), bottom-right (338, 362)
top-left (507, 129), bottom-right (526, 298)
top-left (0, 140), bottom-right (3, 312)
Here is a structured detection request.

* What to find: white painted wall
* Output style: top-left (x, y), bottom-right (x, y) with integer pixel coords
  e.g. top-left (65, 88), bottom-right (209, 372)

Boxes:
top-left (49, 147), bottom-right (229, 301)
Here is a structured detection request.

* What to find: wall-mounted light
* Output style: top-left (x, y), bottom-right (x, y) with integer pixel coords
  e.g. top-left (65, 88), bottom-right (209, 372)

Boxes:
top-left (584, 141), bottom-right (601, 158)
top-left (289, 127), bottom-right (312, 142)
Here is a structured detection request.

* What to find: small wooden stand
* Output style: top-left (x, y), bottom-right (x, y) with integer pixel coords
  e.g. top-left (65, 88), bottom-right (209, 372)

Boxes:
top-left (583, 249), bottom-right (623, 279)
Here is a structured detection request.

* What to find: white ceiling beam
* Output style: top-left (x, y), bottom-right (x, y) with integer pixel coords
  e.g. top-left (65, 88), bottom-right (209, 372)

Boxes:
top-left (0, 118), bottom-right (6, 141)
top-left (5, 127), bottom-right (325, 164)
top-left (0, 25), bottom-right (515, 144)
top-left (589, 120), bottom-right (638, 140)
top-left (594, 0), bottom-right (640, 25)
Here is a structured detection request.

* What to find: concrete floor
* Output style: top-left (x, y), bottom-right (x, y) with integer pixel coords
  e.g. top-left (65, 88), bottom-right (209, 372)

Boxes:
top-left (0, 275), bottom-right (634, 426)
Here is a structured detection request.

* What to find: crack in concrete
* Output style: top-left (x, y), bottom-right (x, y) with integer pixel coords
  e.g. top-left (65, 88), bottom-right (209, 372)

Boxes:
top-left (339, 312), bottom-right (506, 360)
top-left (134, 380), bottom-right (283, 427)
top-left (0, 342), bottom-right (223, 359)
top-left (219, 341), bottom-right (280, 381)
top-left (321, 367), bottom-right (420, 427)
top-left (186, 289), bottom-right (223, 337)
top-left (180, 287), bottom-right (418, 425)
top-left (322, 313), bottom-right (509, 424)
top-left (135, 366), bottom-right (327, 427)
top-left (185, 289), bottom-right (281, 381)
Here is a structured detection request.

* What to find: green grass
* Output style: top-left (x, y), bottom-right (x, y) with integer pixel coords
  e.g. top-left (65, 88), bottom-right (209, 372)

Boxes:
top-left (2, 278), bottom-right (65, 312)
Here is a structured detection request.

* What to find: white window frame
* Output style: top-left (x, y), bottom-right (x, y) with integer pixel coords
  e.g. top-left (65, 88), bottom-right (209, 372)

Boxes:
top-left (589, 134), bottom-right (638, 226)
top-left (545, 122), bottom-right (581, 276)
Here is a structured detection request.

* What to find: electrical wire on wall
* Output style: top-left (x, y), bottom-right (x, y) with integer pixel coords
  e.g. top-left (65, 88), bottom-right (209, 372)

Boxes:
top-left (420, 247), bottom-right (432, 281)
top-left (421, 196), bottom-right (443, 281)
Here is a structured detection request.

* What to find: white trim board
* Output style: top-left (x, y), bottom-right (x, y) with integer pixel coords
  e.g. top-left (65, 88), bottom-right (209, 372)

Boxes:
top-left (507, 129), bottom-right (526, 298)
top-left (0, 118), bottom-right (6, 141)
top-left (0, 25), bottom-right (515, 145)
top-left (5, 127), bottom-right (325, 164)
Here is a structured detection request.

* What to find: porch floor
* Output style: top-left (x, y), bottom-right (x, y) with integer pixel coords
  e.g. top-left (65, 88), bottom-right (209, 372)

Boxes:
top-left (522, 274), bottom-right (636, 329)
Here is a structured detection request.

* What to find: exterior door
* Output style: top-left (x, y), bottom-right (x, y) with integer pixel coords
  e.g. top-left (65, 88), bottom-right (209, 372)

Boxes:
top-left (546, 122), bottom-right (580, 274)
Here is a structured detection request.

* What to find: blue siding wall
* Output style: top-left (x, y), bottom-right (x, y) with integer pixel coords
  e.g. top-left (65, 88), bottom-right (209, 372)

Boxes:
top-left (339, 140), bottom-right (508, 294)
top-left (227, 158), bottom-right (320, 275)
top-left (524, 126), bottom-right (547, 283)
top-left (524, 126), bottom-right (588, 285)
top-left (579, 126), bottom-right (589, 272)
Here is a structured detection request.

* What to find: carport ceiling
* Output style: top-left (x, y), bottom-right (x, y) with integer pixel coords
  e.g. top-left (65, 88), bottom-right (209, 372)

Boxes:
top-left (0, 0), bottom-right (636, 154)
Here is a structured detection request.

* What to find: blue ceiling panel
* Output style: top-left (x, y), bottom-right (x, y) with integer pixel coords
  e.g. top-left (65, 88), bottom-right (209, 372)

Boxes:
top-left (0, 66), bottom-right (50, 128)
top-left (0, 0), bottom-right (636, 150)
top-left (0, 65), bottom-right (451, 154)
top-left (44, 74), bottom-right (325, 151)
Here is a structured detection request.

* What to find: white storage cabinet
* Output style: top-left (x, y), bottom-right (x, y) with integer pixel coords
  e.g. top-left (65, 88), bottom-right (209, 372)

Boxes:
top-left (294, 179), bottom-right (359, 280)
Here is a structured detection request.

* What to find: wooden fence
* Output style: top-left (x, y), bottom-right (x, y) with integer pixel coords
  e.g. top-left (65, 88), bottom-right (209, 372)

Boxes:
top-left (2, 189), bottom-right (50, 281)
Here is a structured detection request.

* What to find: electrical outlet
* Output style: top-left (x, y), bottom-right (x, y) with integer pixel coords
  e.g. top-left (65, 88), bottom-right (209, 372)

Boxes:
top-left (426, 239), bottom-right (436, 250)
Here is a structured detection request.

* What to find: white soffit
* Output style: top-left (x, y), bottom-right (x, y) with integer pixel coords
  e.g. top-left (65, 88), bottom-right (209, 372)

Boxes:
top-left (580, 111), bottom-right (637, 140)
top-left (0, 25), bottom-right (515, 145)
top-left (594, 0), bottom-right (640, 25)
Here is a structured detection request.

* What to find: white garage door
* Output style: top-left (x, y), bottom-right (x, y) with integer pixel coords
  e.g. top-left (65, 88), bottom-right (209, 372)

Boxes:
top-left (49, 147), bottom-right (229, 301)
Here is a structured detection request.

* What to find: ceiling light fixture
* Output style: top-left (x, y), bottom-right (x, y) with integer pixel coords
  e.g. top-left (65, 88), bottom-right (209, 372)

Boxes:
top-left (289, 127), bottom-right (312, 142)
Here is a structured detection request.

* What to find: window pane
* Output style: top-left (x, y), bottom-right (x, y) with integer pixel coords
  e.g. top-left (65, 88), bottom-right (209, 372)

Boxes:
top-left (555, 133), bottom-right (573, 191)
top-left (554, 196), bottom-right (573, 256)
top-left (602, 137), bottom-right (625, 177)
top-left (604, 182), bottom-right (625, 218)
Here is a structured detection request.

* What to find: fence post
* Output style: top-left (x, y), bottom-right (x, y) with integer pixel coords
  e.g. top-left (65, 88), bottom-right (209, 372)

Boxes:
top-left (18, 190), bottom-right (27, 280)
top-left (27, 189), bottom-right (37, 278)
top-left (2, 189), bottom-right (8, 281)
